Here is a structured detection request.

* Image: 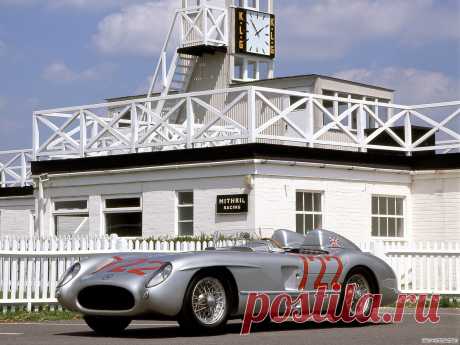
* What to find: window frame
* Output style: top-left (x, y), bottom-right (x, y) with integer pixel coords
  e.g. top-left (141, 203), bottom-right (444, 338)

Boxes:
top-left (371, 195), bottom-right (406, 240)
top-left (102, 195), bottom-right (143, 238)
top-left (176, 191), bottom-right (194, 236)
top-left (52, 198), bottom-right (89, 236)
top-left (232, 55), bottom-right (274, 82)
top-left (295, 190), bottom-right (324, 235)
top-left (102, 195), bottom-right (142, 214)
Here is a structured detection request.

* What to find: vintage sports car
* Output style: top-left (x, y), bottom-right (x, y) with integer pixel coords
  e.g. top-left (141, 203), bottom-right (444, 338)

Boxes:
top-left (57, 229), bottom-right (398, 334)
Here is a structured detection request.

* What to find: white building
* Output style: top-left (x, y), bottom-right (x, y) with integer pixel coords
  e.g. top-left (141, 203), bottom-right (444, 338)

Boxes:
top-left (0, 0), bottom-right (459, 244)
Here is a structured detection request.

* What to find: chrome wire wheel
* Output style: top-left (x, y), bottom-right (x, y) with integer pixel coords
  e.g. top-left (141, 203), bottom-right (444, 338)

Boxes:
top-left (347, 273), bottom-right (371, 314)
top-left (191, 277), bottom-right (227, 326)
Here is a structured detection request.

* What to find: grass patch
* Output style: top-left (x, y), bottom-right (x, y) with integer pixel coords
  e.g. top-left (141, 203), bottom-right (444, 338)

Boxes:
top-left (0, 309), bottom-right (81, 323)
top-left (386, 296), bottom-right (460, 308)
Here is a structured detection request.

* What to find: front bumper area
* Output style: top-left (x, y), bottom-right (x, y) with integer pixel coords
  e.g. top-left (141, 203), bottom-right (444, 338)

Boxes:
top-left (57, 268), bottom-right (197, 318)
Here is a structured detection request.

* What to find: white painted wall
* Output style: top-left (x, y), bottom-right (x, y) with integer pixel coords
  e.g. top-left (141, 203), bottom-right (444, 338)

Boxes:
top-left (2, 161), bottom-right (457, 242)
top-left (0, 196), bottom-right (35, 237)
top-left (38, 163), bottom-right (256, 238)
top-left (411, 172), bottom-right (460, 241)
top-left (0, 210), bottom-right (33, 237)
top-left (253, 167), bottom-right (411, 244)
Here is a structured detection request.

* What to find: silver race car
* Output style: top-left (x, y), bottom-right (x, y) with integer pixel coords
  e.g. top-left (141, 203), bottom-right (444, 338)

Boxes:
top-left (57, 229), bottom-right (398, 334)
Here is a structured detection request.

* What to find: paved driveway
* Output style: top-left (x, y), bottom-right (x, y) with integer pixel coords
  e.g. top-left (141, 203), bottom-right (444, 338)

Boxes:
top-left (0, 310), bottom-right (459, 345)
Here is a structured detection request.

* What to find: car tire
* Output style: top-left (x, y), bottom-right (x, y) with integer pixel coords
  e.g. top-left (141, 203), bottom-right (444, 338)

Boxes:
top-left (337, 268), bottom-right (376, 318)
top-left (178, 273), bottom-right (231, 333)
top-left (83, 315), bottom-right (131, 336)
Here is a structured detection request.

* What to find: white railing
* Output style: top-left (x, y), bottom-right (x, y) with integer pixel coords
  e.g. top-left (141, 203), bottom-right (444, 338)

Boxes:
top-left (0, 236), bottom-right (459, 312)
top-left (32, 86), bottom-right (460, 160)
top-left (180, 5), bottom-right (228, 48)
top-left (147, 3), bottom-right (228, 98)
top-left (0, 150), bottom-right (33, 188)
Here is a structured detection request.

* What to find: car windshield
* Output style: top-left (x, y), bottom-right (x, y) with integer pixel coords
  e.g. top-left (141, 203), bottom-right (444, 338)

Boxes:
top-left (212, 230), bottom-right (286, 252)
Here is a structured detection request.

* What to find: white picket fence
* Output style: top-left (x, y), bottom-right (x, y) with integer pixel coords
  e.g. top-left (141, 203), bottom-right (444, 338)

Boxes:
top-left (0, 236), bottom-right (459, 312)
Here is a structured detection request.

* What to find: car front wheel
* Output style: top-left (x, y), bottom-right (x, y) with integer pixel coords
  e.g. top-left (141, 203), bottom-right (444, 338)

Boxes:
top-left (83, 315), bottom-right (131, 336)
top-left (178, 274), bottom-right (230, 332)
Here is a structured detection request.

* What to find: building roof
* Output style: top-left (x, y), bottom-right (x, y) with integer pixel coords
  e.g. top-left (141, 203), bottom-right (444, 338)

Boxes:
top-left (105, 74), bottom-right (394, 102)
top-left (31, 143), bottom-right (460, 176)
top-left (232, 74), bottom-right (395, 92)
top-left (0, 186), bottom-right (34, 198)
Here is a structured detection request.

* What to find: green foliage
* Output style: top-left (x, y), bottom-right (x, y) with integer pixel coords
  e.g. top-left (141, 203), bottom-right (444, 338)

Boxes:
top-left (0, 309), bottom-right (81, 322)
top-left (144, 232), bottom-right (242, 243)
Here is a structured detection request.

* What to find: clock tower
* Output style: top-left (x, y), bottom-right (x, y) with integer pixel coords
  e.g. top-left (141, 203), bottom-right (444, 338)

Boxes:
top-left (149, 0), bottom-right (276, 97)
top-left (232, 0), bottom-right (275, 82)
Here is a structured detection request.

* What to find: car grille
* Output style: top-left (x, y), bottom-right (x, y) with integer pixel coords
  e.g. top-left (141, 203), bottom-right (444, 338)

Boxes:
top-left (78, 285), bottom-right (135, 311)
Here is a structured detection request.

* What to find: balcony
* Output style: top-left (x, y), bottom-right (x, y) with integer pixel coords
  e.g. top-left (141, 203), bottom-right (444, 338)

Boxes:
top-left (1, 86), bottom-right (459, 187)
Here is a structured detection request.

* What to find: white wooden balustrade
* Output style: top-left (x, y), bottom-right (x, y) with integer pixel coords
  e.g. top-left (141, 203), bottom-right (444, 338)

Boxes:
top-left (0, 236), bottom-right (459, 312)
top-left (0, 150), bottom-right (33, 187)
top-left (32, 87), bottom-right (460, 161)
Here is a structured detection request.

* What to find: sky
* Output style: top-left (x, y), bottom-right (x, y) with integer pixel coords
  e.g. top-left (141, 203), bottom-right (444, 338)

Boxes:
top-left (0, 0), bottom-right (459, 150)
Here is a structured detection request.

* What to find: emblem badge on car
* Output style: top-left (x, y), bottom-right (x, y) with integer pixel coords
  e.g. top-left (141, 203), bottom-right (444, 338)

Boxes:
top-left (102, 273), bottom-right (114, 280)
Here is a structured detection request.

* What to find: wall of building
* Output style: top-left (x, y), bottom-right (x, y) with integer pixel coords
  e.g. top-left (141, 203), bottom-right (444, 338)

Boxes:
top-left (0, 196), bottom-right (35, 237)
top-left (253, 163), bottom-right (412, 244)
top-left (411, 171), bottom-right (460, 241)
top-left (39, 162), bottom-right (256, 238)
top-left (0, 210), bottom-right (33, 238)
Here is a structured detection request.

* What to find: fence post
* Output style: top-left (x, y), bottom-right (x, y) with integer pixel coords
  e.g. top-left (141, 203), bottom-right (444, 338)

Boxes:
top-left (131, 103), bottom-right (139, 153)
top-left (248, 88), bottom-right (256, 143)
top-left (21, 152), bottom-right (27, 187)
top-left (405, 111), bottom-right (413, 157)
top-left (306, 96), bottom-right (314, 148)
top-left (186, 97), bottom-right (195, 148)
top-left (79, 110), bottom-right (86, 158)
top-left (357, 103), bottom-right (367, 152)
top-left (32, 113), bottom-right (40, 161)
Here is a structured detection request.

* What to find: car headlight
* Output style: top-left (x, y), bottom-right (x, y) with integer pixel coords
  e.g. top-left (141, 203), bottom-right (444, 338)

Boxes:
top-left (146, 263), bottom-right (173, 288)
top-left (57, 262), bottom-right (81, 288)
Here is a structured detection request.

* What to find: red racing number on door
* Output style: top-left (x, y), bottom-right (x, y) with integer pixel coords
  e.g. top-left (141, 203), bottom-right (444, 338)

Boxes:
top-left (295, 255), bottom-right (343, 290)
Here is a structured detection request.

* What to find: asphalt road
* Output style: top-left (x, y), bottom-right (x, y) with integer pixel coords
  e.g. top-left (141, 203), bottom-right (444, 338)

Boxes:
top-left (0, 310), bottom-right (459, 345)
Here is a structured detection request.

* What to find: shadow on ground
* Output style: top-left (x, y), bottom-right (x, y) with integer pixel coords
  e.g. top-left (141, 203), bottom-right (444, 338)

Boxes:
top-left (57, 321), bottom-right (389, 340)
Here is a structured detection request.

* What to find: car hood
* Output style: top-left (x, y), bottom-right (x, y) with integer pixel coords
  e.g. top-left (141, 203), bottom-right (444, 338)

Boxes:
top-left (81, 252), bottom-right (188, 282)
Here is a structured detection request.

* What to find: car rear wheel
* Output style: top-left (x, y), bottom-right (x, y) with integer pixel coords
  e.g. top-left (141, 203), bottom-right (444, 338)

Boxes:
top-left (178, 274), bottom-right (230, 332)
top-left (84, 315), bottom-right (131, 336)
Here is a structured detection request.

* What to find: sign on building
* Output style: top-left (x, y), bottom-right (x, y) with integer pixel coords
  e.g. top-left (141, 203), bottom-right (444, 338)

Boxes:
top-left (216, 194), bottom-right (248, 214)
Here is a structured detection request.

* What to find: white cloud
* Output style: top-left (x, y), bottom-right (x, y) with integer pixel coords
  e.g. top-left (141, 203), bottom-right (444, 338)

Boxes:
top-left (42, 62), bottom-right (116, 82)
top-left (334, 67), bottom-right (460, 104)
top-left (0, 0), bottom-right (148, 10)
top-left (93, 1), bottom-right (179, 56)
top-left (278, 0), bottom-right (460, 60)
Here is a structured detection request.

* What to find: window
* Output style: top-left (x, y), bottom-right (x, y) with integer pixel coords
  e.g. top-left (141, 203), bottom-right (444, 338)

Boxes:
top-left (177, 191), bottom-right (194, 236)
top-left (236, 0), bottom-right (257, 9)
top-left (247, 60), bottom-right (257, 80)
top-left (289, 96), bottom-right (307, 111)
top-left (259, 61), bottom-right (270, 80)
top-left (233, 57), bottom-right (273, 81)
top-left (53, 199), bottom-right (89, 237)
top-left (372, 196), bottom-right (404, 238)
top-left (104, 197), bottom-right (142, 238)
top-left (296, 192), bottom-right (322, 235)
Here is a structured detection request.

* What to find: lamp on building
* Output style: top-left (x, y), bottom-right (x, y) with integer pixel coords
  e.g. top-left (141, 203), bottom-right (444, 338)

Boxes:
top-left (244, 175), bottom-right (254, 190)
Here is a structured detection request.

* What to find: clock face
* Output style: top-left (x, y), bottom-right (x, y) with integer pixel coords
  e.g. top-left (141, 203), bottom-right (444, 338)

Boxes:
top-left (246, 10), bottom-right (271, 56)
top-left (235, 8), bottom-right (275, 58)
